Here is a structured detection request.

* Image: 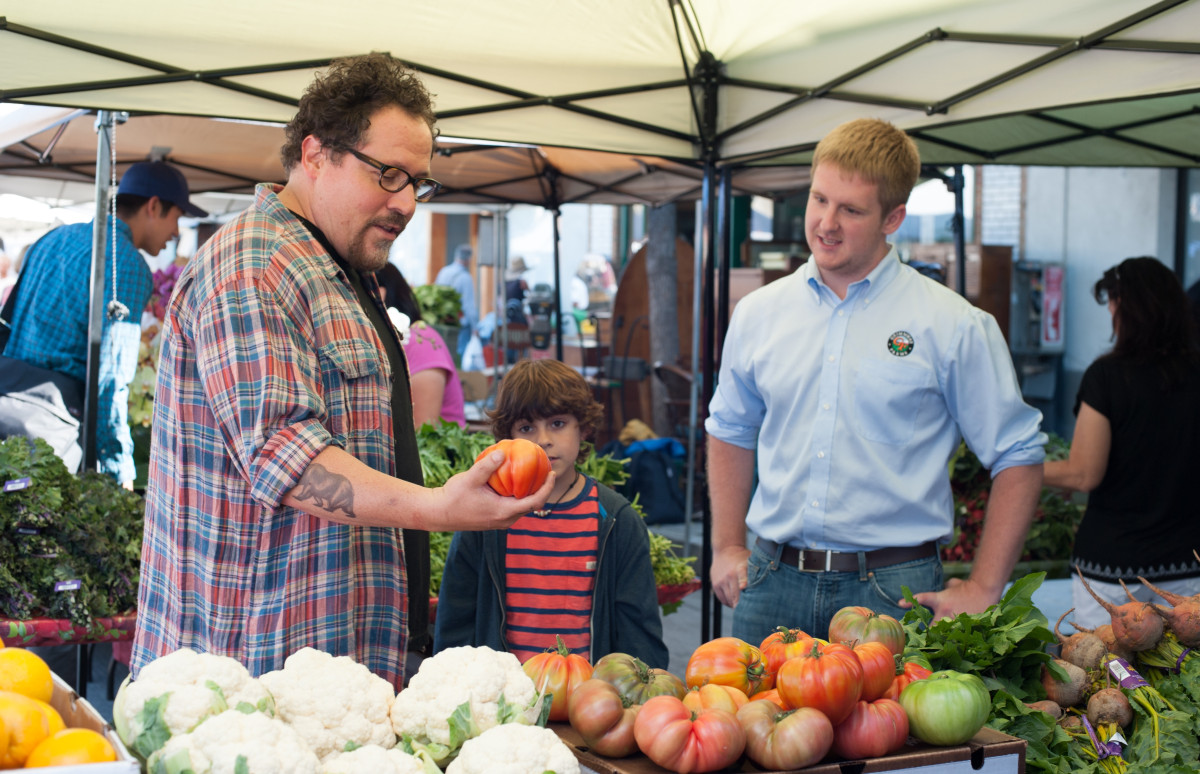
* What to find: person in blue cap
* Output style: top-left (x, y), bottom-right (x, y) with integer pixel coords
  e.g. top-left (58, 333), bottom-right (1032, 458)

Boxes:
top-left (1, 160), bottom-right (206, 485)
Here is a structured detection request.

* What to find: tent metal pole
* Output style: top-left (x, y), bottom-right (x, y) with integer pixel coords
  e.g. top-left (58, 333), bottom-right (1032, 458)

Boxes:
top-left (696, 161), bottom-right (716, 644)
top-left (953, 164), bottom-right (966, 297)
top-left (81, 110), bottom-right (122, 474)
top-left (552, 208), bottom-right (564, 362)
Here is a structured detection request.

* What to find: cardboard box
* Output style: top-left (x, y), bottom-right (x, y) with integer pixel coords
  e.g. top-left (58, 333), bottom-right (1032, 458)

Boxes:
top-left (553, 723), bottom-right (1025, 774)
top-left (41, 671), bottom-right (139, 773)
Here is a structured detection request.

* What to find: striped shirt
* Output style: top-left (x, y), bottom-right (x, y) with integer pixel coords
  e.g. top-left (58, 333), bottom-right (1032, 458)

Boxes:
top-left (3, 218), bottom-right (152, 482)
top-left (505, 477), bottom-right (600, 662)
top-left (132, 184), bottom-right (417, 689)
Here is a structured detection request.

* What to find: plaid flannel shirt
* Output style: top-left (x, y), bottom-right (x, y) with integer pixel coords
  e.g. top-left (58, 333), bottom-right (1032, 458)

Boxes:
top-left (2, 218), bottom-right (151, 482)
top-left (132, 185), bottom-right (410, 688)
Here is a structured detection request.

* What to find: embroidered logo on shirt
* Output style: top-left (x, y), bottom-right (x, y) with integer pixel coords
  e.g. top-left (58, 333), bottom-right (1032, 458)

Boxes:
top-left (887, 331), bottom-right (914, 357)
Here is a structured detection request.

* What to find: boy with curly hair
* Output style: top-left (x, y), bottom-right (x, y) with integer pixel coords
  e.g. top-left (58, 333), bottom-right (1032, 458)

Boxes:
top-left (434, 359), bottom-right (669, 668)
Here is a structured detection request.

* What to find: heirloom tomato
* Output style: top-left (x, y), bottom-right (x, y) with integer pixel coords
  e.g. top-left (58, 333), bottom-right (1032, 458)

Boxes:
top-left (684, 637), bottom-right (769, 695)
top-left (591, 652), bottom-right (686, 704)
top-left (633, 695), bottom-right (745, 774)
top-left (474, 437), bottom-right (551, 498)
top-left (775, 641), bottom-right (863, 725)
top-left (682, 684), bottom-right (748, 714)
top-left (827, 605), bottom-right (906, 656)
top-left (898, 669), bottom-right (991, 746)
top-left (568, 678), bottom-right (641, 758)
top-left (747, 689), bottom-right (788, 711)
top-left (522, 635), bottom-right (593, 721)
top-left (758, 626), bottom-right (814, 682)
top-left (831, 698), bottom-right (909, 760)
top-left (881, 656), bottom-right (933, 701)
top-left (736, 700), bottom-right (834, 771)
top-left (852, 641), bottom-right (897, 702)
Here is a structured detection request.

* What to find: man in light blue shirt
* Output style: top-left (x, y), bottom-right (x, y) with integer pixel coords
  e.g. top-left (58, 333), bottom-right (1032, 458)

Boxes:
top-left (434, 243), bottom-right (478, 357)
top-left (706, 119), bottom-right (1045, 643)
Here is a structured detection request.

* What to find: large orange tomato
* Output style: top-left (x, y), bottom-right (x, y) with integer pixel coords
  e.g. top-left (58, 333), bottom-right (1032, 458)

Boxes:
top-left (568, 678), bottom-right (641, 758)
top-left (737, 699), bottom-right (834, 771)
top-left (521, 635), bottom-right (593, 722)
top-left (775, 641), bottom-right (863, 725)
top-left (634, 695), bottom-right (746, 773)
top-left (475, 438), bottom-right (551, 498)
top-left (831, 698), bottom-right (909, 760)
top-left (827, 605), bottom-right (906, 656)
top-left (685, 637), bottom-right (769, 695)
top-left (881, 656), bottom-right (933, 701)
top-left (852, 641), bottom-right (897, 703)
top-left (759, 627), bottom-right (814, 683)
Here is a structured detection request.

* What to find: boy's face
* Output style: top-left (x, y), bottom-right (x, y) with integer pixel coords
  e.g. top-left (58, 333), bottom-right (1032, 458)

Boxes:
top-left (511, 414), bottom-right (583, 484)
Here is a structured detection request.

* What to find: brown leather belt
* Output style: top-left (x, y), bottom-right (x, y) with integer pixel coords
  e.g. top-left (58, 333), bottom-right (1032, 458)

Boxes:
top-left (755, 537), bottom-right (939, 573)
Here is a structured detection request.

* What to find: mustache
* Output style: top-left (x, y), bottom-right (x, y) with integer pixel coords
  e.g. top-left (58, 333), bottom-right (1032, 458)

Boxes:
top-left (370, 215), bottom-right (409, 232)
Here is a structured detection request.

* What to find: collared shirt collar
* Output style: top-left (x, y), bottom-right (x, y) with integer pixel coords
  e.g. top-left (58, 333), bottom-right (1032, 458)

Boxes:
top-left (803, 245), bottom-right (902, 305)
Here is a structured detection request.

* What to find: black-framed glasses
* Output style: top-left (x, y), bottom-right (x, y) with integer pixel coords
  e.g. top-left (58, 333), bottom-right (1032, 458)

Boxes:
top-left (340, 146), bottom-right (442, 202)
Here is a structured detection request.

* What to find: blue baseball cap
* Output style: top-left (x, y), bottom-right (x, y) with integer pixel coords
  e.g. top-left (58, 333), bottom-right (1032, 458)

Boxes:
top-left (118, 161), bottom-right (208, 218)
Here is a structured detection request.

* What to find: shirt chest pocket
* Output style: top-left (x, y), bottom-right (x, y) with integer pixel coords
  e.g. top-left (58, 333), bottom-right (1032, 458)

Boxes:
top-left (852, 357), bottom-right (937, 446)
top-left (317, 337), bottom-right (385, 437)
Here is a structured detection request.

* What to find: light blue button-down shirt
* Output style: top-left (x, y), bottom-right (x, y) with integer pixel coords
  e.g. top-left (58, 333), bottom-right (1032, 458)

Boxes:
top-left (705, 248), bottom-right (1045, 552)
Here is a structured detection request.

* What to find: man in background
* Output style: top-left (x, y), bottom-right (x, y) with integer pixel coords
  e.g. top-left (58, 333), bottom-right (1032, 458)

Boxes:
top-left (434, 242), bottom-right (478, 358)
top-left (1, 161), bottom-right (204, 484)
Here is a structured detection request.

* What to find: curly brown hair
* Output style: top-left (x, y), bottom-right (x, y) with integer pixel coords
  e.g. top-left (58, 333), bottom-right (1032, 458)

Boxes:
top-left (281, 53), bottom-right (438, 172)
top-left (488, 359), bottom-right (605, 442)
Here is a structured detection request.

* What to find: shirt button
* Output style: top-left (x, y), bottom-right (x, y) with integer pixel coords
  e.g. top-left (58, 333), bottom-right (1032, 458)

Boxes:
top-left (828, 355), bottom-right (836, 362)
top-left (823, 403), bottom-right (831, 410)
top-left (817, 451), bottom-right (825, 458)
top-left (812, 500), bottom-right (819, 507)
top-left (837, 310), bottom-right (845, 316)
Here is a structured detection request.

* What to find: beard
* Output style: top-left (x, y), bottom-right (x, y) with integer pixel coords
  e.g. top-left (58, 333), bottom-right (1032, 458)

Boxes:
top-left (345, 216), bottom-right (408, 272)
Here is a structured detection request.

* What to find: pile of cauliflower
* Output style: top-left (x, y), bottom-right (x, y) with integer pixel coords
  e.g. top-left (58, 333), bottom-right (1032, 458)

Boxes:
top-left (114, 645), bottom-right (579, 774)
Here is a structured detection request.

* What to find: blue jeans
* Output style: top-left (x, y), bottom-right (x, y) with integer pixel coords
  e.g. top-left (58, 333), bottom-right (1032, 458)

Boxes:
top-left (732, 541), bottom-right (944, 643)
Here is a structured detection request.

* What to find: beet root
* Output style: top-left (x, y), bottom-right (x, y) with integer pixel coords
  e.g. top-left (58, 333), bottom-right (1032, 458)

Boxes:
top-left (1026, 699), bottom-right (1064, 719)
top-left (1042, 658), bottom-right (1088, 709)
top-left (1075, 568), bottom-right (1164, 652)
top-left (1138, 575), bottom-right (1200, 648)
top-left (1054, 608), bottom-right (1107, 671)
top-left (1087, 687), bottom-right (1133, 729)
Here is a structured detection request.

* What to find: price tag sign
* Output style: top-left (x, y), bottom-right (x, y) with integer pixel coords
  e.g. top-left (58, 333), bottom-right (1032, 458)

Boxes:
top-left (54, 579), bottom-right (83, 592)
top-left (4, 477), bottom-right (31, 492)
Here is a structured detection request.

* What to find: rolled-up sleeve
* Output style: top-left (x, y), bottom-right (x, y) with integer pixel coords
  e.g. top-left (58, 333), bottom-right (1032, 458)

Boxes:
top-left (942, 308), bottom-right (1046, 475)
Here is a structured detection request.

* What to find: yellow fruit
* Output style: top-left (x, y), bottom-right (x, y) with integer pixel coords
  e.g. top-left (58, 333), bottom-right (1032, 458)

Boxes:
top-left (25, 727), bottom-right (118, 767)
top-left (33, 698), bottom-right (66, 736)
top-left (0, 690), bottom-right (51, 767)
top-left (0, 648), bottom-right (54, 703)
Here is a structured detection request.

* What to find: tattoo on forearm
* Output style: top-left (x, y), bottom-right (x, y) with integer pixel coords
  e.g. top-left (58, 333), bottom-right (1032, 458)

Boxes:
top-left (292, 463), bottom-right (357, 519)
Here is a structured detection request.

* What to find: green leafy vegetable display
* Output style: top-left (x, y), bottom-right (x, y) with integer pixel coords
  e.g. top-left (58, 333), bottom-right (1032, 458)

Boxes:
top-left (412, 284), bottom-right (463, 327)
top-left (0, 436), bottom-right (143, 628)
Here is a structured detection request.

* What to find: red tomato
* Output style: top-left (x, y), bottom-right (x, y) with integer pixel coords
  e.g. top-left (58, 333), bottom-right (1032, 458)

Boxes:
top-left (591, 652), bottom-right (686, 704)
top-left (758, 626), bottom-right (814, 683)
top-left (748, 689), bottom-right (788, 711)
top-left (853, 641), bottom-right (896, 702)
top-left (474, 438), bottom-right (551, 498)
top-left (775, 641), bottom-right (864, 725)
top-left (827, 605), bottom-right (906, 656)
top-left (521, 635), bottom-right (593, 722)
top-left (567, 678), bottom-right (641, 758)
top-left (831, 698), bottom-right (910, 760)
top-left (633, 695), bottom-right (746, 774)
top-left (682, 684), bottom-right (748, 715)
top-left (736, 699), bottom-right (834, 771)
top-left (881, 657), bottom-right (933, 701)
top-left (685, 637), bottom-right (769, 695)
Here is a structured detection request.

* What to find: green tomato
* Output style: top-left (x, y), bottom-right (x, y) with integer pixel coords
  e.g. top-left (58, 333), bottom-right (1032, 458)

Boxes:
top-left (898, 669), bottom-right (991, 746)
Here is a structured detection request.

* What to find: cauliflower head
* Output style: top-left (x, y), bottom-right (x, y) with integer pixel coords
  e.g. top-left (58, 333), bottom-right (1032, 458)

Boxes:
top-left (320, 744), bottom-right (439, 774)
top-left (146, 709), bottom-right (320, 774)
top-left (258, 648), bottom-right (397, 761)
top-left (446, 724), bottom-right (580, 774)
top-left (390, 646), bottom-right (539, 762)
top-left (114, 648), bottom-right (276, 761)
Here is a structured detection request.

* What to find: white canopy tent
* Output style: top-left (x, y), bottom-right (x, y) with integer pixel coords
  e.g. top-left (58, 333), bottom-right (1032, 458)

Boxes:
top-left (3, 0), bottom-right (1199, 638)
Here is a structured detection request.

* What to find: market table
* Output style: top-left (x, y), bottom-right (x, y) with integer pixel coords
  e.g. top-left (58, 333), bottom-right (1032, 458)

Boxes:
top-left (1, 613), bottom-right (136, 698)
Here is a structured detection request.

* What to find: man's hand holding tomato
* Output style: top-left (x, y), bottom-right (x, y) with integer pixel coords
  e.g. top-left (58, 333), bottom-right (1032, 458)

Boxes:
top-left (434, 448), bottom-right (555, 531)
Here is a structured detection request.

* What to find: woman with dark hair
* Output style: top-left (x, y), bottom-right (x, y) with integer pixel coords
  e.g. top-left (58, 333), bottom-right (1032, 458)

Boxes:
top-left (375, 262), bottom-right (466, 428)
top-left (1045, 256), bottom-right (1200, 627)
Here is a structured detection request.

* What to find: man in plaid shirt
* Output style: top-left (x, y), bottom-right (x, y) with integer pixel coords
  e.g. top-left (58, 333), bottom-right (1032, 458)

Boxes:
top-left (132, 54), bottom-right (553, 689)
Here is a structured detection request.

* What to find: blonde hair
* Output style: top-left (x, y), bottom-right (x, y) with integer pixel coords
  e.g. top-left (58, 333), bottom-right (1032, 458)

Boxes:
top-left (811, 119), bottom-right (920, 215)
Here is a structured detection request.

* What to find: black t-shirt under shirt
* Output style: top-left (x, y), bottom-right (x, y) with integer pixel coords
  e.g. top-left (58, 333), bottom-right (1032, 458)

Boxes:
top-left (293, 214), bottom-right (431, 652)
top-left (1071, 353), bottom-right (1200, 582)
